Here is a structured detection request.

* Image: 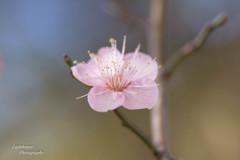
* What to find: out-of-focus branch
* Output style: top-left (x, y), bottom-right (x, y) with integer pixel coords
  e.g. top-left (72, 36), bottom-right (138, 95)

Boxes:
top-left (103, 1), bottom-right (150, 31)
top-left (154, 12), bottom-right (227, 160)
top-left (113, 108), bottom-right (160, 156)
top-left (148, 0), bottom-right (166, 160)
top-left (162, 13), bottom-right (227, 77)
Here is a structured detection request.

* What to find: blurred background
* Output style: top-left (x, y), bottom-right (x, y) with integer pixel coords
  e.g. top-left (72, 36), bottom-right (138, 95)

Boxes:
top-left (0, 0), bottom-right (240, 160)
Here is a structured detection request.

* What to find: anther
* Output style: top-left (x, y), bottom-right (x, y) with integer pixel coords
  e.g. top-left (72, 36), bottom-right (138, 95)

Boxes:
top-left (73, 60), bottom-right (78, 64)
top-left (109, 38), bottom-right (114, 43)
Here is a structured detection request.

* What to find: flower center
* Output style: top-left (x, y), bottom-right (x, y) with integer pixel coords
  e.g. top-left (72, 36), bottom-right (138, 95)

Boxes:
top-left (106, 74), bottom-right (130, 91)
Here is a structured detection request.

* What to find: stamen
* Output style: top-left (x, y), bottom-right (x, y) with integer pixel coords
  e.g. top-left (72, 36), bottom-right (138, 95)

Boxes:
top-left (133, 43), bottom-right (141, 59)
top-left (123, 89), bottom-right (140, 96)
top-left (76, 90), bottom-right (109, 100)
top-left (128, 84), bottom-right (159, 88)
top-left (73, 60), bottom-right (78, 64)
top-left (122, 35), bottom-right (127, 57)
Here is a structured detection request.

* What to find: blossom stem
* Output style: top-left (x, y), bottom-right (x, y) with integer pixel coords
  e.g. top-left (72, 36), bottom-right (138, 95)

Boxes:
top-left (113, 108), bottom-right (160, 156)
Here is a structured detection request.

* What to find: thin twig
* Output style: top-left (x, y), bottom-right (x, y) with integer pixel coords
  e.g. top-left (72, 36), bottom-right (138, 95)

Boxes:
top-left (113, 108), bottom-right (160, 156)
top-left (162, 12), bottom-right (228, 77)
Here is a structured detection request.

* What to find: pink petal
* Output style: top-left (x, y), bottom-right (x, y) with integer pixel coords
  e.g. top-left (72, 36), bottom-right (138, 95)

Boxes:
top-left (88, 86), bottom-right (125, 112)
top-left (124, 53), bottom-right (158, 81)
top-left (96, 47), bottom-right (124, 73)
top-left (122, 79), bottom-right (158, 110)
top-left (71, 62), bottom-right (104, 87)
top-left (97, 47), bottom-right (121, 58)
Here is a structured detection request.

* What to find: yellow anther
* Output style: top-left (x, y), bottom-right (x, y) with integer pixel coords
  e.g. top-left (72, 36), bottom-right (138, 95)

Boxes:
top-left (76, 97), bottom-right (80, 100)
top-left (154, 57), bottom-right (157, 60)
top-left (136, 92), bottom-right (139, 95)
top-left (158, 65), bottom-right (162, 68)
top-left (96, 57), bottom-right (99, 61)
top-left (73, 60), bottom-right (78, 64)
top-left (139, 55), bottom-right (141, 57)
top-left (147, 62), bottom-right (150, 64)
top-left (106, 46), bottom-right (109, 48)
top-left (109, 38), bottom-right (114, 43)
top-left (82, 61), bottom-right (85, 64)
top-left (88, 50), bottom-right (90, 53)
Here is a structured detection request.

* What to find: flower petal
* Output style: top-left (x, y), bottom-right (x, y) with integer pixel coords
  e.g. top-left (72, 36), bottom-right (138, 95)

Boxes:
top-left (124, 52), bottom-right (158, 80)
top-left (88, 86), bottom-right (125, 112)
top-left (122, 79), bottom-right (158, 110)
top-left (71, 62), bottom-right (104, 87)
top-left (97, 47), bottom-right (121, 58)
top-left (96, 47), bottom-right (124, 73)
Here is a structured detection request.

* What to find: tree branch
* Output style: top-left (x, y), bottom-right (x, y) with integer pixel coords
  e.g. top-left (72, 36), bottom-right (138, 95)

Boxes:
top-left (162, 12), bottom-right (227, 77)
top-left (148, 1), bottom-right (166, 160)
top-left (113, 108), bottom-right (160, 157)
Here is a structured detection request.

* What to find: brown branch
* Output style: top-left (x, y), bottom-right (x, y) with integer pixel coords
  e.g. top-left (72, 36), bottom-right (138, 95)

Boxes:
top-left (103, 1), bottom-right (150, 31)
top-left (162, 12), bottom-right (228, 77)
top-left (113, 108), bottom-right (160, 156)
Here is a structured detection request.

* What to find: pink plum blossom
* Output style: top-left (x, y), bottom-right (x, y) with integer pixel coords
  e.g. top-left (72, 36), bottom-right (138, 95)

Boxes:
top-left (71, 37), bottom-right (159, 112)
